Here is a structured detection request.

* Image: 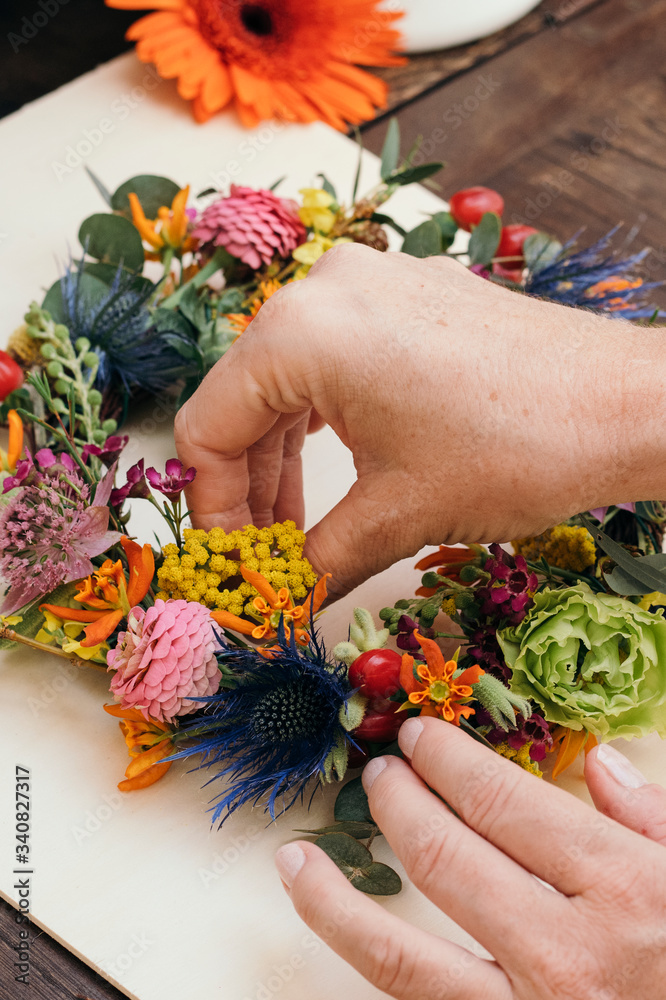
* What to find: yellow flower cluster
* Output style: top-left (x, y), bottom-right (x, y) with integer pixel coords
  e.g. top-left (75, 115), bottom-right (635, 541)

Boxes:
top-left (512, 524), bottom-right (596, 574)
top-left (494, 740), bottom-right (543, 778)
top-left (156, 520), bottom-right (317, 616)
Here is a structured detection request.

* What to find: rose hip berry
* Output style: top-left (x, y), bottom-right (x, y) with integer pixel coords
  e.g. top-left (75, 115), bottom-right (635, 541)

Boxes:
top-left (349, 648), bottom-right (402, 700)
top-left (353, 704), bottom-right (403, 742)
top-left (449, 186), bottom-right (504, 231)
top-left (0, 350), bottom-right (23, 402)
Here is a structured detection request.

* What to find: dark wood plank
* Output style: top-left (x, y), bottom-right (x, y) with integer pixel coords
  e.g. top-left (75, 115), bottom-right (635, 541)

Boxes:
top-left (378, 0), bottom-right (604, 110)
top-left (0, 896), bottom-right (126, 999)
top-left (363, 0), bottom-right (666, 307)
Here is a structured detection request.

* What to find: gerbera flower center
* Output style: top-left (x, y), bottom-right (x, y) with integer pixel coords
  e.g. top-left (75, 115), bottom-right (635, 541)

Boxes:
top-left (240, 4), bottom-right (273, 36)
top-left (252, 678), bottom-right (334, 741)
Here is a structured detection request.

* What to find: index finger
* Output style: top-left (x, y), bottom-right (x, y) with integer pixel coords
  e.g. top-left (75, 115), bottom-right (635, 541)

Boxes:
top-left (174, 329), bottom-right (309, 531)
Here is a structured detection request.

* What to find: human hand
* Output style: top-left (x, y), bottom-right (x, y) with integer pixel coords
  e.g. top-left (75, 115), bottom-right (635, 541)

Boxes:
top-left (275, 720), bottom-right (666, 999)
top-left (175, 244), bottom-right (664, 597)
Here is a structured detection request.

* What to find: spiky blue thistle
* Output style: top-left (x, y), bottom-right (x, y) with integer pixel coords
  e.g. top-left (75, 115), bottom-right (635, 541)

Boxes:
top-left (525, 228), bottom-right (665, 321)
top-left (57, 263), bottom-right (202, 395)
top-left (168, 622), bottom-right (355, 826)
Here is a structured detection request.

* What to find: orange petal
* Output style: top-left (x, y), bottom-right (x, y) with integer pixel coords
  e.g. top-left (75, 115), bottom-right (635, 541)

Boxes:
top-left (210, 609), bottom-right (256, 636)
top-left (414, 632), bottom-right (447, 677)
top-left (399, 653), bottom-right (421, 696)
top-left (419, 704), bottom-right (439, 718)
top-left (80, 608), bottom-right (124, 647)
top-left (301, 573), bottom-right (330, 623)
top-left (165, 185), bottom-right (190, 246)
top-left (124, 740), bottom-right (173, 778)
top-left (128, 192), bottom-right (163, 250)
top-left (7, 410), bottom-right (23, 470)
top-left (104, 703), bottom-right (147, 723)
top-left (455, 664), bottom-right (484, 688)
top-left (107, 0), bottom-right (185, 10)
top-left (552, 728), bottom-right (590, 779)
top-left (199, 62), bottom-right (233, 115)
top-left (40, 603), bottom-right (107, 623)
top-left (240, 565), bottom-right (280, 608)
top-left (122, 536), bottom-right (155, 606)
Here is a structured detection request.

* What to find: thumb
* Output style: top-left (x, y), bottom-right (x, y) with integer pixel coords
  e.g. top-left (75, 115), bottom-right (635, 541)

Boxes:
top-left (585, 744), bottom-right (666, 847)
top-left (304, 473), bottom-right (418, 600)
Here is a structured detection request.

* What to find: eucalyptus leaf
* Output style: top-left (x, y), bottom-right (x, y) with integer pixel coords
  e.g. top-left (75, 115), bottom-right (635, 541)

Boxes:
top-left (317, 173), bottom-right (337, 199)
top-left (295, 821), bottom-right (377, 839)
top-left (351, 863), bottom-right (402, 896)
top-left (369, 212), bottom-right (406, 238)
top-left (334, 775), bottom-right (373, 822)
top-left (380, 117), bottom-right (400, 181)
top-left (111, 174), bottom-right (181, 218)
top-left (85, 166), bottom-right (112, 207)
top-left (467, 212), bottom-right (502, 266)
top-left (79, 214), bottom-right (145, 272)
top-left (389, 162), bottom-right (443, 186)
top-left (579, 515), bottom-right (666, 595)
top-left (523, 232), bottom-right (563, 274)
top-left (401, 219), bottom-right (442, 258)
top-left (315, 832), bottom-right (372, 869)
top-left (431, 211), bottom-right (458, 250)
top-left (604, 553), bottom-right (666, 596)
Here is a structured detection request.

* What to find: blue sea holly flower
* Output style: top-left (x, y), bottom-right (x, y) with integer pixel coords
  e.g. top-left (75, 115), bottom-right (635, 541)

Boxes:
top-left (56, 263), bottom-right (202, 396)
top-left (525, 228), bottom-right (665, 321)
top-left (169, 622), bottom-right (357, 826)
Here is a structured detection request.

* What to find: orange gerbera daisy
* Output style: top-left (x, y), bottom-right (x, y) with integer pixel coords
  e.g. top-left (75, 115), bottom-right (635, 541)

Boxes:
top-left (399, 632), bottom-right (484, 725)
top-left (105, 0), bottom-right (404, 129)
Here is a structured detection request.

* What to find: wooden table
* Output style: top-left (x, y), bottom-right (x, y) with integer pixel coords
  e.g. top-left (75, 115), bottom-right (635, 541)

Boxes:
top-left (0, 0), bottom-right (664, 996)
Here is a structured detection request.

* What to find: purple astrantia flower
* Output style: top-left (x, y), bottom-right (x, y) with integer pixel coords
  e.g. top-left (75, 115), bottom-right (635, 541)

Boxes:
top-left (588, 502), bottom-right (636, 522)
top-left (110, 459), bottom-right (151, 505)
top-left (82, 435), bottom-right (129, 468)
top-left (145, 459), bottom-right (196, 503)
top-left (0, 463), bottom-right (121, 613)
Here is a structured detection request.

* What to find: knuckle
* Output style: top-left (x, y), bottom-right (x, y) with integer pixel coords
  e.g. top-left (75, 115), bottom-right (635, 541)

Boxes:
top-left (362, 931), bottom-right (423, 998)
top-left (399, 812), bottom-right (459, 897)
top-left (308, 240), bottom-right (375, 277)
top-left (461, 765), bottom-right (523, 841)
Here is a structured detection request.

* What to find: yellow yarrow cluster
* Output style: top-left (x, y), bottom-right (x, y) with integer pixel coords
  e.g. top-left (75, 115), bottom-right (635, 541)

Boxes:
top-left (512, 524), bottom-right (596, 574)
top-left (494, 740), bottom-right (543, 778)
top-left (156, 520), bottom-right (317, 616)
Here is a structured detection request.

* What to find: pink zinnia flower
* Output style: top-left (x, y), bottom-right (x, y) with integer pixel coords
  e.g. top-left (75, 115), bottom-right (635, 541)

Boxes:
top-left (192, 186), bottom-right (306, 270)
top-left (108, 599), bottom-right (220, 722)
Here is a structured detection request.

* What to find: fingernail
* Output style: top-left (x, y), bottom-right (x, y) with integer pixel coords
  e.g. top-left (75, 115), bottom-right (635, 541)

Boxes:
top-left (596, 744), bottom-right (647, 789)
top-left (362, 756), bottom-right (387, 792)
top-left (398, 717), bottom-right (424, 759)
top-left (275, 843), bottom-right (306, 888)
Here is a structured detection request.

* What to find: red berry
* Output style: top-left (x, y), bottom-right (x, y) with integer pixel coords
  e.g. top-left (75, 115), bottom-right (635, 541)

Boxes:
top-left (346, 740), bottom-right (370, 769)
top-left (496, 224), bottom-right (538, 263)
top-left (349, 648), bottom-right (402, 700)
top-left (449, 186), bottom-right (504, 232)
top-left (492, 262), bottom-right (525, 283)
top-left (0, 350), bottom-right (23, 402)
top-left (354, 705), bottom-right (403, 742)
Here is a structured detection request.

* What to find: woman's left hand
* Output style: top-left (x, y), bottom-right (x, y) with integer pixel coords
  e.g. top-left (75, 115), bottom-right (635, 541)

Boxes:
top-left (275, 718), bottom-right (666, 999)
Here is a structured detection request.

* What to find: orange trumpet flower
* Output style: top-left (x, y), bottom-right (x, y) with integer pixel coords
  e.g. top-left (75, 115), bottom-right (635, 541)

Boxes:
top-left (129, 185), bottom-right (194, 254)
top-left (104, 704), bottom-right (175, 791)
top-left (41, 536), bottom-right (154, 647)
top-left (399, 631), bottom-right (484, 725)
top-left (415, 544), bottom-right (477, 596)
top-left (1, 409), bottom-right (23, 472)
top-left (211, 565), bottom-right (329, 646)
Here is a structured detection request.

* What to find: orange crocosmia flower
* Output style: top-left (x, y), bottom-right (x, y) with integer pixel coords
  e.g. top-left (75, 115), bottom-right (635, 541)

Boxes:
top-left (415, 545), bottom-right (476, 596)
top-left (550, 726), bottom-right (597, 780)
top-left (211, 565), bottom-right (329, 647)
top-left (104, 0), bottom-right (404, 130)
top-left (129, 185), bottom-right (194, 254)
top-left (41, 536), bottom-right (154, 648)
top-left (585, 276), bottom-right (643, 311)
top-left (104, 704), bottom-right (175, 791)
top-left (399, 632), bottom-right (484, 725)
top-left (1, 409), bottom-right (23, 472)
top-left (226, 279), bottom-right (283, 339)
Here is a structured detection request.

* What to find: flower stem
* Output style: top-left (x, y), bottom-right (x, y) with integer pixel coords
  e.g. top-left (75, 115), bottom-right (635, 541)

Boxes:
top-left (160, 247), bottom-right (232, 309)
top-left (0, 627), bottom-right (107, 672)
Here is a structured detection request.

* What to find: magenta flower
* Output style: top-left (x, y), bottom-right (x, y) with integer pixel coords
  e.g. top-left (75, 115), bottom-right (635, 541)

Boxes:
top-left (588, 502), bottom-right (636, 522)
top-left (110, 459), bottom-right (151, 505)
top-left (83, 435), bottom-right (129, 467)
top-left (481, 709), bottom-right (553, 762)
top-left (145, 459), bottom-right (196, 503)
top-left (476, 544), bottom-right (538, 624)
top-left (192, 186), bottom-right (306, 270)
top-left (108, 598), bottom-right (220, 722)
top-left (0, 463), bottom-right (121, 613)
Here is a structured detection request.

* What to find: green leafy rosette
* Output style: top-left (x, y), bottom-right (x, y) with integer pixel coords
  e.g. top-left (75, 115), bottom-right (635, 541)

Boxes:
top-left (498, 584), bottom-right (666, 740)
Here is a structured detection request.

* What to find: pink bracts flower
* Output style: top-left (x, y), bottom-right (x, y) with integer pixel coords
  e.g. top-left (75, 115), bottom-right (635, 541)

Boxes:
top-left (192, 186), bottom-right (306, 270)
top-left (108, 599), bottom-right (220, 722)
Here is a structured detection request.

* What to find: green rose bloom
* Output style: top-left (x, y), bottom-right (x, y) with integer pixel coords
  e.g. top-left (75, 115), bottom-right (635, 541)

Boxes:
top-left (498, 584), bottom-right (666, 740)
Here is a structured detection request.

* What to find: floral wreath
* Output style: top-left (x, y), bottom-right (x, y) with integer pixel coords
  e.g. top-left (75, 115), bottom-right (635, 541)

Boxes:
top-left (1, 122), bottom-right (665, 895)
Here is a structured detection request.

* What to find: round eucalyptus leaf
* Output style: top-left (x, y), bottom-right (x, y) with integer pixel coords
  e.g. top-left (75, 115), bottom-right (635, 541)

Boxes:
top-left (334, 776), bottom-right (373, 823)
top-left (111, 174), bottom-right (181, 218)
top-left (351, 862), bottom-right (402, 896)
top-left (315, 833), bottom-right (372, 871)
top-left (295, 821), bottom-right (378, 840)
top-left (79, 214), bottom-right (145, 272)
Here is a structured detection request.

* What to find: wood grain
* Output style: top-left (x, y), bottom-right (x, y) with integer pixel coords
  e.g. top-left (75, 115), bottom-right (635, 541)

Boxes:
top-left (363, 0), bottom-right (666, 307)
